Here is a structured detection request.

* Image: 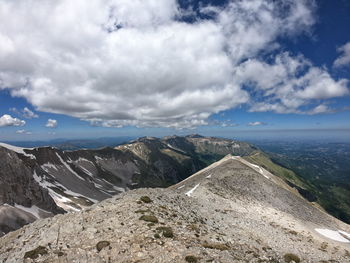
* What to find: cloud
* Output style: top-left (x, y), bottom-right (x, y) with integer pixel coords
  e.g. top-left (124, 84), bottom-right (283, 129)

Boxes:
top-left (248, 121), bottom-right (266, 126)
top-left (46, 119), bottom-right (58, 128)
top-left (10, 107), bottom-right (39, 119)
top-left (16, 129), bottom-right (32, 135)
top-left (306, 104), bottom-right (333, 115)
top-left (334, 42), bottom-right (350, 68)
top-left (0, 0), bottom-right (346, 128)
top-left (0, 114), bottom-right (26, 127)
top-left (240, 53), bottom-right (349, 114)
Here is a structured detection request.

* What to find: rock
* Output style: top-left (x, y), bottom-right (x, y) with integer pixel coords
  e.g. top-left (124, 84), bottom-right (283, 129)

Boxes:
top-left (96, 241), bottom-right (110, 252)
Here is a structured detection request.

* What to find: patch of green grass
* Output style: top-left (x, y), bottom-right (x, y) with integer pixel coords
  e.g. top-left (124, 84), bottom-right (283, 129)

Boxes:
top-left (185, 255), bottom-right (198, 262)
top-left (24, 246), bottom-right (48, 259)
top-left (135, 209), bottom-right (151, 214)
top-left (156, 226), bottom-right (174, 238)
top-left (283, 253), bottom-right (300, 263)
top-left (140, 196), bottom-right (152, 203)
top-left (244, 151), bottom-right (305, 187)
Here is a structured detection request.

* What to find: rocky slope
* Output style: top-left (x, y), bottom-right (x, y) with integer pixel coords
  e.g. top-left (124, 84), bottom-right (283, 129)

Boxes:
top-left (0, 146), bottom-right (63, 236)
top-left (0, 136), bottom-right (256, 236)
top-left (1, 155), bottom-right (349, 262)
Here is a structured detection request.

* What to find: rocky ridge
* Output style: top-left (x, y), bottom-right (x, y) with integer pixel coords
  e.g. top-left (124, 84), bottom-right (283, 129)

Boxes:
top-left (1, 155), bottom-right (349, 262)
top-left (0, 136), bottom-right (256, 236)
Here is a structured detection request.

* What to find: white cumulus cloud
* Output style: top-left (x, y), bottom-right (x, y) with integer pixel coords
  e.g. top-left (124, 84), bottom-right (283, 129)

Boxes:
top-left (334, 42), bottom-right (350, 68)
top-left (0, 0), bottom-right (347, 128)
top-left (46, 119), bottom-right (58, 128)
top-left (239, 53), bottom-right (349, 114)
top-left (0, 114), bottom-right (26, 127)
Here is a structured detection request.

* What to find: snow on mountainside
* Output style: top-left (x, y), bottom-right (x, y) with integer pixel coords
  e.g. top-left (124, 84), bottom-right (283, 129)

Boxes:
top-left (0, 135), bottom-right (257, 237)
top-left (1, 155), bottom-right (349, 262)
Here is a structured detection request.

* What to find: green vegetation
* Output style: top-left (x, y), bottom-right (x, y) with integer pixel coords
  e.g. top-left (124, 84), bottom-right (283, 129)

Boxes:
top-left (156, 226), bottom-right (174, 238)
top-left (243, 151), bottom-right (306, 187)
top-left (185, 255), bottom-right (198, 262)
top-left (135, 209), bottom-right (151, 214)
top-left (283, 253), bottom-right (300, 263)
top-left (255, 141), bottom-right (350, 224)
top-left (139, 215), bottom-right (159, 223)
top-left (24, 246), bottom-right (48, 259)
top-left (140, 196), bottom-right (152, 203)
top-left (202, 241), bottom-right (230, 251)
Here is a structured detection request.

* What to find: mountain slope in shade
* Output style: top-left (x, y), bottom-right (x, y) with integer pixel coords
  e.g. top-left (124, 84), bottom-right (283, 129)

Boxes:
top-left (0, 146), bottom-right (64, 236)
top-left (1, 155), bottom-right (349, 262)
top-left (0, 136), bottom-right (256, 236)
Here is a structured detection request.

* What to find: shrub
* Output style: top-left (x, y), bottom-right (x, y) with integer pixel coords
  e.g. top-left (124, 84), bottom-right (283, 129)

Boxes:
top-left (139, 215), bottom-right (159, 223)
top-left (140, 196), bottom-right (152, 203)
top-left (156, 226), bottom-right (174, 238)
top-left (185, 255), bottom-right (198, 262)
top-left (24, 246), bottom-right (48, 259)
top-left (283, 253), bottom-right (301, 263)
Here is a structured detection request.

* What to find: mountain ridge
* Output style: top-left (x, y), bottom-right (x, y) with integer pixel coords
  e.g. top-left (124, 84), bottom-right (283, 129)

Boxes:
top-left (1, 155), bottom-right (349, 262)
top-left (0, 135), bottom-right (256, 236)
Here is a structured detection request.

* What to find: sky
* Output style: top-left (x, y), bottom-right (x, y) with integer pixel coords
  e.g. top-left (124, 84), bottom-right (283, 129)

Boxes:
top-left (0, 0), bottom-right (349, 141)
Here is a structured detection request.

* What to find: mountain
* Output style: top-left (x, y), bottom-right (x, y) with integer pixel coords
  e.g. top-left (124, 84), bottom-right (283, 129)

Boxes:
top-left (0, 146), bottom-right (63, 237)
top-left (0, 135), bottom-right (256, 236)
top-left (1, 155), bottom-right (349, 262)
top-left (2, 137), bottom-right (134, 150)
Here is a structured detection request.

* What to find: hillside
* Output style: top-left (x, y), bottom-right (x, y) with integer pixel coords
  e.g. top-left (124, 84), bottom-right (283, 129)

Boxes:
top-left (253, 141), bottom-right (350, 224)
top-left (0, 135), bottom-right (256, 236)
top-left (1, 155), bottom-right (349, 262)
top-left (1, 135), bottom-right (348, 239)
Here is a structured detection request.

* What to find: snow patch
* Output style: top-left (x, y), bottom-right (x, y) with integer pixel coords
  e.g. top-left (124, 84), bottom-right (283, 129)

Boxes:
top-left (41, 163), bottom-right (59, 173)
top-left (166, 143), bottom-right (186, 153)
top-left (49, 191), bottom-right (81, 212)
top-left (338, 230), bottom-right (350, 241)
top-left (79, 166), bottom-right (93, 176)
top-left (177, 185), bottom-right (185, 190)
top-left (33, 171), bottom-right (98, 204)
top-left (233, 156), bottom-right (270, 179)
top-left (14, 204), bottom-right (49, 219)
top-left (315, 228), bottom-right (350, 243)
top-left (76, 157), bottom-right (94, 165)
top-left (0, 142), bottom-right (36, 159)
top-left (206, 174), bottom-right (212, 179)
top-left (185, 184), bottom-right (200, 197)
top-left (56, 152), bottom-right (85, 181)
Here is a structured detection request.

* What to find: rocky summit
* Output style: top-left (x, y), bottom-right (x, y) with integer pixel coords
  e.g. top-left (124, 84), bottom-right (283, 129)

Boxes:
top-left (1, 155), bottom-right (349, 262)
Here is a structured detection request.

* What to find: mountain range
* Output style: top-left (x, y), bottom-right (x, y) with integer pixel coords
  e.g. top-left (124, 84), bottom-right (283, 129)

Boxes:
top-left (0, 135), bottom-right (349, 262)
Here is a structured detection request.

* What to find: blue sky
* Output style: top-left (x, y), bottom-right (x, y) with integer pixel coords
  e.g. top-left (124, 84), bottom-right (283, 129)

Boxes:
top-left (0, 0), bottom-right (349, 141)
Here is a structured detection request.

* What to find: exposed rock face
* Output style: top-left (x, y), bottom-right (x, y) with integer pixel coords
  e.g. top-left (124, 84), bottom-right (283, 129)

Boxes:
top-left (0, 136), bottom-right (256, 236)
top-left (1, 156), bottom-right (349, 262)
top-left (0, 147), bottom-right (63, 236)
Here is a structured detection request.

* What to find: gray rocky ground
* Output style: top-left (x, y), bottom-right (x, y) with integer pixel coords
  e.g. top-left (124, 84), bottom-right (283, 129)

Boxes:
top-left (1, 155), bottom-right (349, 262)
